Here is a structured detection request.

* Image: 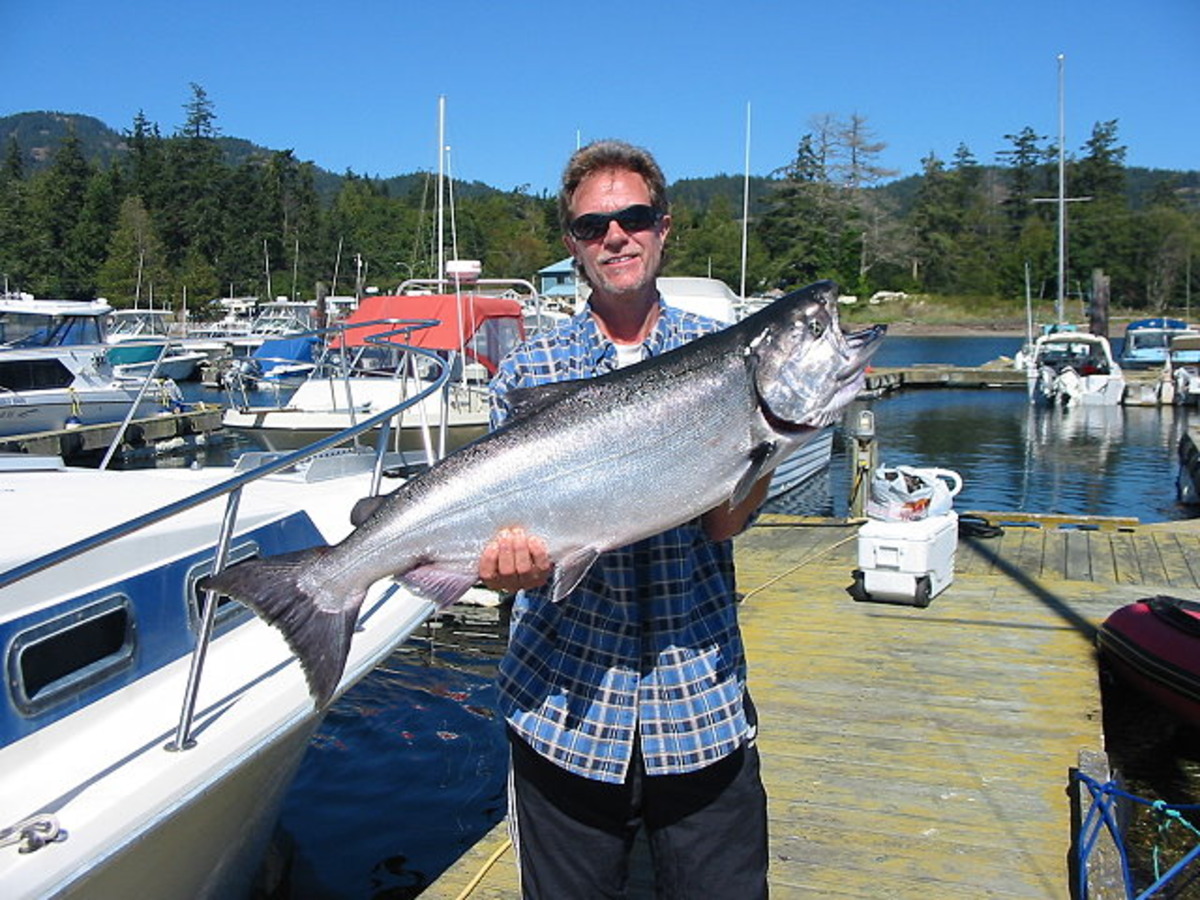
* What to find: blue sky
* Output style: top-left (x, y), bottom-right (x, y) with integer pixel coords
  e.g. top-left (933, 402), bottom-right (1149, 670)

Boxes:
top-left (4, 0), bottom-right (1196, 194)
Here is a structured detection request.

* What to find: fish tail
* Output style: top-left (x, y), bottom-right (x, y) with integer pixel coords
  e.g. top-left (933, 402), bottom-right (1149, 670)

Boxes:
top-left (201, 547), bottom-right (363, 708)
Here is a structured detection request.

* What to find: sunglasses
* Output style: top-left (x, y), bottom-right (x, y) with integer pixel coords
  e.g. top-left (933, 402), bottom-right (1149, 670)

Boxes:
top-left (567, 204), bottom-right (664, 241)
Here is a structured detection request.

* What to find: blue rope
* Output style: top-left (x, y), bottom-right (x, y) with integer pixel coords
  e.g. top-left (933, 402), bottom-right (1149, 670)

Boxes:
top-left (1074, 771), bottom-right (1200, 899)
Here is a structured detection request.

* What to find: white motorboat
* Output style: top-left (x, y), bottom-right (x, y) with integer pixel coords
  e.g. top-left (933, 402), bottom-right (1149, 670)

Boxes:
top-left (1170, 333), bottom-right (1200, 407)
top-left (0, 400), bottom-right (442, 896)
top-left (106, 309), bottom-right (208, 381)
top-left (1025, 330), bottom-right (1126, 407)
top-left (0, 296), bottom-right (184, 438)
top-left (223, 289), bottom-right (527, 462)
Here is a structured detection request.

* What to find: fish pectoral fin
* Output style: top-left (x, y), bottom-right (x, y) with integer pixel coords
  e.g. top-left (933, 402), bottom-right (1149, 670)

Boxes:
top-left (549, 548), bottom-right (601, 603)
top-left (399, 566), bottom-right (478, 610)
top-left (349, 494), bottom-right (389, 527)
top-left (731, 441), bottom-right (777, 507)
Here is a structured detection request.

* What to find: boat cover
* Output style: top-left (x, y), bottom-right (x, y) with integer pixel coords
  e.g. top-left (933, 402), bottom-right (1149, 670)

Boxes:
top-left (335, 294), bottom-right (524, 375)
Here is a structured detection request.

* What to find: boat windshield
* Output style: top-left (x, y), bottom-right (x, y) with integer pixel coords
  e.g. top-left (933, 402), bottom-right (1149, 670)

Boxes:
top-left (1037, 340), bottom-right (1109, 374)
top-left (0, 311), bottom-right (107, 347)
top-left (1131, 332), bottom-right (1169, 350)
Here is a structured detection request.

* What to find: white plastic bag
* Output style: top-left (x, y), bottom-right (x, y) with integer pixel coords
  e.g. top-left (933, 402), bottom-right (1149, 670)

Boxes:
top-left (866, 465), bottom-right (963, 521)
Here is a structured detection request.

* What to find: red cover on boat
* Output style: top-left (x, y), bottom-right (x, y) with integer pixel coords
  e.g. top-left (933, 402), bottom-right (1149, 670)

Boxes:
top-left (334, 294), bottom-right (524, 374)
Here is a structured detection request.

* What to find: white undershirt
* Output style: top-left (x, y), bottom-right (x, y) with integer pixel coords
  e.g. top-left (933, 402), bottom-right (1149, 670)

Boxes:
top-left (613, 342), bottom-right (645, 369)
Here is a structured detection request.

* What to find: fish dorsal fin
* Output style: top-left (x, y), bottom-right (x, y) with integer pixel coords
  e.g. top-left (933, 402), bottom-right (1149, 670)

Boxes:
top-left (549, 547), bottom-right (601, 603)
top-left (731, 441), bottom-right (777, 507)
top-left (506, 380), bottom-right (586, 421)
top-left (399, 567), bottom-right (479, 610)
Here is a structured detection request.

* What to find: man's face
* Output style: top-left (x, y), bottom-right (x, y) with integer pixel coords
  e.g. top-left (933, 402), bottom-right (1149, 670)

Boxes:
top-left (564, 168), bottom-right (671, 301)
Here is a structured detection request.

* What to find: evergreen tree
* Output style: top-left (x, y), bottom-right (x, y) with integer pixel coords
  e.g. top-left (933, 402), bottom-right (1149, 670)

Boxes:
top-left (26, 129), bottom-right (95, 297)
top-left (0, 137), bottom-right (32, 291)
top-left (1071, 121), bottom-right (1136, 306)
top-left (97, 195), bottom-right (171, 307)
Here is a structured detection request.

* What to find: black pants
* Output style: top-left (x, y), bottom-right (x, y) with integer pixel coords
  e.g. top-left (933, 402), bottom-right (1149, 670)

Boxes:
top-left (506, 727), bottom-right (769, 899)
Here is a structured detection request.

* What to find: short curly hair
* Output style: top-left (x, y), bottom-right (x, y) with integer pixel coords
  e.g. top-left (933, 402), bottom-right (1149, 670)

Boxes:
top-left (557, 140), bottom-right (670, 233)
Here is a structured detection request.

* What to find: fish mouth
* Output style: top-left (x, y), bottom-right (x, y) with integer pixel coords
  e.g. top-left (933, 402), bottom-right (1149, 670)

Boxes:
top-left (837, 324), bottom-right (887, 379)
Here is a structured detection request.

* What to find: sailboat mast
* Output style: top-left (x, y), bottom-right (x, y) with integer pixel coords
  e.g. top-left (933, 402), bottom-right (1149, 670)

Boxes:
top-left (1056, 53), bottom-right (1066, 324)
top-left (437, 96), bottom-right (446, 286)
top-left (740, 102), bottom-right (751, 302)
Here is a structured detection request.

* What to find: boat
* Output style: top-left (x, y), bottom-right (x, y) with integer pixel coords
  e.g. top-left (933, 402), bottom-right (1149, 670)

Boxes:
top-left (222, 287), bottom-right (527, 461)
top-left (1169, 333), bottom-right (1200, 407)
top-left (1118, 317), bottom-right (1198, 370)
top-left (0, 386), bottom-right (446, 896)
top-left (1025, 330), bottom-right (1126, 407)
top-left (226, 334), bottom-right (322, 391)
top-left (106, 309), bottom-right (208, 382)
top-left (0, 296), bottom-right (184, 438)
top-left (1096, 596), bottom-right (1200, 730)
top-left (656, 276), bottom-right (740, 324)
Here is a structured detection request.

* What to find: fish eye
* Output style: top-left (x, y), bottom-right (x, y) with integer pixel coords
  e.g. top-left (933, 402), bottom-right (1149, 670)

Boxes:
top-left (808, 319), bottom-right (825, 339)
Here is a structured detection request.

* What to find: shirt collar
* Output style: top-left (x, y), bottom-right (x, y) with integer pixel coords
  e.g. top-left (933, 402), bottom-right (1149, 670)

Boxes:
top-left (578, 297), bottom-right (673, 373)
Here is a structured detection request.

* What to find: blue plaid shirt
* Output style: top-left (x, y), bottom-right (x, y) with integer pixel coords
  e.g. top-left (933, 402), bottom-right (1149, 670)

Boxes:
top-left (489, 300), bottom-right (752, 784)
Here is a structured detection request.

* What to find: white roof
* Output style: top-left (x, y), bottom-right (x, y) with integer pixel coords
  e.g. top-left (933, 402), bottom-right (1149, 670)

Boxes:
top-left (656, 277), bottom-right (739, 324)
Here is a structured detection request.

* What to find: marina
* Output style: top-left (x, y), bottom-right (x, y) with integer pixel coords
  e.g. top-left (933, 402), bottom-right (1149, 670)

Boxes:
top-left (3, 327), bottom-right (1199, 898)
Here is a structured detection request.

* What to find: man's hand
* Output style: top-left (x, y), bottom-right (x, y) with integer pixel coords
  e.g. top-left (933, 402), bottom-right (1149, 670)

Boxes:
top-left (479, 527), bottom-right (553, 593)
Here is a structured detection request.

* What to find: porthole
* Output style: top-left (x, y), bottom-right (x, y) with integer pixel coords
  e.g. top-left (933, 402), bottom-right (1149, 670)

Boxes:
top-left (9, 596), bottom-right (135, 714)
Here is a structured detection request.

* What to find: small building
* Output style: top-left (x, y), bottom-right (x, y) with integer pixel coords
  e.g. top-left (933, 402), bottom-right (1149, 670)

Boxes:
top-left (537, 258), bottom-right (580, 306)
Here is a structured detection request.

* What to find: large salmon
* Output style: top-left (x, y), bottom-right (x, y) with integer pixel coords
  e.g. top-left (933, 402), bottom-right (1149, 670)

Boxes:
top-left (204, 280), bottom-right (885, 706)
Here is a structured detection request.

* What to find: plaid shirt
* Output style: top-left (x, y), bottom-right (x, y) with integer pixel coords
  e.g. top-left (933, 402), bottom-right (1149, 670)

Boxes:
top-left (489, 301), bottom-right (752, 784)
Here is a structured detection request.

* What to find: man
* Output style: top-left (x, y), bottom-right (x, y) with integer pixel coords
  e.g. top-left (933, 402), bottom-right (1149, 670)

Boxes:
top-left (478, 140), bottom-right (770, 898)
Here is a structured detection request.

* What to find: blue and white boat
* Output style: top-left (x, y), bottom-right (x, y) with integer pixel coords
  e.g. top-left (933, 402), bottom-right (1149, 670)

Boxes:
top-left (0, 381), bottom-right (447, 896)
top-left (1119, 317), bottom-right (1198, 370)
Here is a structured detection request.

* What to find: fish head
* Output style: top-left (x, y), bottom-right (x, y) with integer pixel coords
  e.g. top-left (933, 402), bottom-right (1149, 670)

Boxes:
top-left (749, 281), bottom-right (886, 430)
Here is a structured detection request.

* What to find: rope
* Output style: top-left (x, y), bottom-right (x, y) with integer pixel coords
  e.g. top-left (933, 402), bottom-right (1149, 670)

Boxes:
top-left (740, 533), bottom-right (859, 602)
top-left (1074, 771), bottom-right (1200, 899)
top-left (452, 836), bottom-right (512, 900)
top-left (0, 814), bottom-right (65, 854)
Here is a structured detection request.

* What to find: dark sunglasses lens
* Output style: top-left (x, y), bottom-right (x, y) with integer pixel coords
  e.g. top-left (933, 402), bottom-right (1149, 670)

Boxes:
top-left (615, 205), bottom-right (658, 232)
top-left (570, 214), bottom-right (609, 240)
top-left (570, 205), bottom-right (659, 240)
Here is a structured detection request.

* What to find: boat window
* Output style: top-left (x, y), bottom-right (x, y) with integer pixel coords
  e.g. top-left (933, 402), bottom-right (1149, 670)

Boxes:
top-left (9, 596), bottom-right (134, 714)
top-left (185, 541), bottom-right (260, 632)
top-left (1, 312), bottom-right (106, 348)
top-left (0, 357), bottom-right (76, 391)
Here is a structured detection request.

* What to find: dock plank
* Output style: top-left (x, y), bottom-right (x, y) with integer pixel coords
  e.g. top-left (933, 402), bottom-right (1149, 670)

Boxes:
top-left (1153, 532), bottom-right (1200, 589)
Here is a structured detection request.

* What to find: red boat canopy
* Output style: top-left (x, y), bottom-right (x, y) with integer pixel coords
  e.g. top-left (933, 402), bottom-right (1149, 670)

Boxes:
top-left (335, 293), bottom-right (525, 374)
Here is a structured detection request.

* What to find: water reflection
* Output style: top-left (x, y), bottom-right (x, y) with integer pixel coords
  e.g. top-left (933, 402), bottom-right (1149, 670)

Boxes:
top-left (771, 389), bottom-right (1196, 524)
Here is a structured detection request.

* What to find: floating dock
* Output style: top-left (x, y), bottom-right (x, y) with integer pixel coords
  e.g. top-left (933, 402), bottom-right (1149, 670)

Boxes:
top-left (863, 363), bottom-right (1169, 401)
top-left (428, 513), bottom-right (1200, 899)
top-left (0, 405), bottom-right (224, 461)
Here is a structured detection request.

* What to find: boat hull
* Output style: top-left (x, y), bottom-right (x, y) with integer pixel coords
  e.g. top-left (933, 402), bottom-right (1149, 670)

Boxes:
top-left (767, 425), bottom-right (834, 499)
top-left (1096, 595), bottom-right (1200, 730)
top-left (0, 461), bottom-right (436, 898)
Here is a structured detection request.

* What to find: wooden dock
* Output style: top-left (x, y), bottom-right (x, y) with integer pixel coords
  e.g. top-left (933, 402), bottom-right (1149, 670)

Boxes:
top-left (862, 364), bottom-right (1167, 399)
top-left (427, 513), bottom-right (1200, 899)
top-left (0, 405), bottom-right (223, 460)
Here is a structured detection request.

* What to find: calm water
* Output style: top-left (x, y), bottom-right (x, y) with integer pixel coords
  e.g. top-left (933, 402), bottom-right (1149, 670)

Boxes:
top-left (766, 335), bottom-right (1199, 523)
top-left (171, 336), bottom-right (1196, 897)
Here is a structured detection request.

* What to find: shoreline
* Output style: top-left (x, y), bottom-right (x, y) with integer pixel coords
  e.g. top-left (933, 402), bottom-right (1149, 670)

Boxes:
top-left (852, 320), bottom-right (1030, 338)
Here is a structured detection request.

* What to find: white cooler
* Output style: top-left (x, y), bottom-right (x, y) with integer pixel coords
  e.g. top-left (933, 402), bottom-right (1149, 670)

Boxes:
top-left (850, 510), bottom-right (958, 607)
